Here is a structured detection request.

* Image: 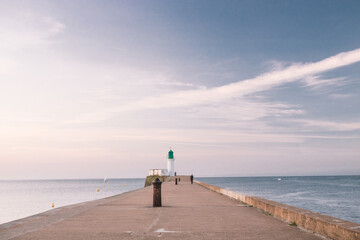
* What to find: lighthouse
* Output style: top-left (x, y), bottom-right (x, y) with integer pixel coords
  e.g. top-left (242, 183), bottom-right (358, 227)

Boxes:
top-left (167, 149), bottom-right (175, 176)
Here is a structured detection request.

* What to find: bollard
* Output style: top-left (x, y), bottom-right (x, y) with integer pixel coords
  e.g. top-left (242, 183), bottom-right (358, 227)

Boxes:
top-left (175, 178), bottom-right (178, 185)
top-left (179, 178), bottom-right (180, 182)
top-left (153, 178), bottom-right (162, 207)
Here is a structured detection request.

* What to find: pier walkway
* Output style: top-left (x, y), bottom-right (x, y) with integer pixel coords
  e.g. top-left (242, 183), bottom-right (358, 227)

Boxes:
top-left (1, 181), bottom-right (322, 240)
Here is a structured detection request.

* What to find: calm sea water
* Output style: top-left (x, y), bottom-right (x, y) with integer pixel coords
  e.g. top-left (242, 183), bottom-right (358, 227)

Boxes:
top-left (0, 178), bottom-right (144, 224)
top-left (199, 176), bottom-right (360, 224)
top-left (1, 176), bottom-right (359, 225)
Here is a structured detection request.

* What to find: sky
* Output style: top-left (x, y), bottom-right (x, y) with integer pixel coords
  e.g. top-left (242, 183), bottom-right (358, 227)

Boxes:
top-left (0, 0), bottom-right (360, 179)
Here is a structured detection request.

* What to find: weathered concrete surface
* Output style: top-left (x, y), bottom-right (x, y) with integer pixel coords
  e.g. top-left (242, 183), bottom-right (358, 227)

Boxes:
top-left (196, 180), bottom-right (360, 240)
top-left (1, 182), bottom-right (323, 240)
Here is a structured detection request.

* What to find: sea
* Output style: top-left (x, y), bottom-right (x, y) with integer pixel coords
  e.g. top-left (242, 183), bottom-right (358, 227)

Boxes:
top-left (0, 178), bottom-right (144, 225)
top-left (199, 175), bottom-right (360, 224)
top-left (0, 176), bottom-right (359, 225)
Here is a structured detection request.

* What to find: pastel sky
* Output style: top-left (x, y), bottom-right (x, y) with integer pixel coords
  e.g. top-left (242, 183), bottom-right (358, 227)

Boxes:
top-left (1, 0), bottom-right (360, 179)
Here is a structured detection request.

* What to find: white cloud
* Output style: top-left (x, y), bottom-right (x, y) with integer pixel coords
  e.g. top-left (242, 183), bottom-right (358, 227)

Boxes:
top-left (288, 119), bottom-right (360, 132)
top-left (62, 48), bottom-right (360, 130)
top-left (137, 73), bottom-right (205, 89)
top-left (114, 48), bottom-right (360, 112)
top-left (0, 12), bottom-right (65, 50)
top-left (330, 93), bottom-right (355, 99)
top-left (302, 75), bottom-right (347, 90)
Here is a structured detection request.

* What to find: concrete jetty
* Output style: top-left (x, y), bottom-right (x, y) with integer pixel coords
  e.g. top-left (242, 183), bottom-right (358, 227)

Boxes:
top-left (0, 180), bottom-right (326, 240)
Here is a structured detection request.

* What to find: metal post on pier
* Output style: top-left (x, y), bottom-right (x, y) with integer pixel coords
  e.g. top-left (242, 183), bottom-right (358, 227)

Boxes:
top-left (175, 178), bottom-right (178, 185)
top-left (152, 178), bottom-right (162, 207)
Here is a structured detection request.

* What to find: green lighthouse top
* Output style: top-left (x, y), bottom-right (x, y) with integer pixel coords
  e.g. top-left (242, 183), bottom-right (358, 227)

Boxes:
top-left (168, 149), bottom-right (174, 159)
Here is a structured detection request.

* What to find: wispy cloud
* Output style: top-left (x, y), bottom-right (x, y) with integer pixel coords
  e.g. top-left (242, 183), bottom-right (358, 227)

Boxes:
top-left (330, 93), bottom-right (355, 99)
top-left (63, 48), bottom-right (360, 129)
top-left (0, 12), bottom-right (65, 50)
top-left (288, 119), bottom-right (360, 132)
top-left (115, 48), bottom-right (360, 112)
top-left (302, 75), bottom-right (347, 90)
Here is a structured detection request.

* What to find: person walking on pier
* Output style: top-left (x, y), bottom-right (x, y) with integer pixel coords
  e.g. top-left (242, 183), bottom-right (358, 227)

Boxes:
top-left (190, 174), bottom-right (193, 184)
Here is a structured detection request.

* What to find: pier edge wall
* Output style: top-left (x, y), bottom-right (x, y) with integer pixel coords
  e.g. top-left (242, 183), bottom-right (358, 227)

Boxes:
top-left (195, 180), bottom-right (360, 240)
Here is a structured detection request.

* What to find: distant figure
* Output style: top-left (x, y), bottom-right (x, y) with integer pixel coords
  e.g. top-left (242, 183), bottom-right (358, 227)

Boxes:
top-left (178, 178), bottom-right (180, 182)
top-left (190, 174), bottom-right (193, 184)
top-left (175, 178), bottom-right (178, 185)
top-left (174, 172), bottom-right (177, 176)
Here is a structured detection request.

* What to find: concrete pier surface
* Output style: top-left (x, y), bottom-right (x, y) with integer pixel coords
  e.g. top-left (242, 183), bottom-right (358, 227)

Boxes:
top-left (1, 181), bottom-right (323, 240)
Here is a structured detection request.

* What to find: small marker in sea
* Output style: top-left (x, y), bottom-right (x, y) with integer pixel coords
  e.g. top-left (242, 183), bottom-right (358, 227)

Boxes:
top-left (52, 203), bottom-right (54, 208)
top-left (97, 188), bottom-right (100, 192)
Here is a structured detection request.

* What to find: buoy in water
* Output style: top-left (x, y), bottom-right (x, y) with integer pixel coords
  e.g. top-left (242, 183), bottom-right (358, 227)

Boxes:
top-left (52, 203), bottom-right (54, 208)
top-left (97, 188), bottom-right (100, 192)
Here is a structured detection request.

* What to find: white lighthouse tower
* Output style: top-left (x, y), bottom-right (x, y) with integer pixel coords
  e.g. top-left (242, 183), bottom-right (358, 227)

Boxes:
top-left (167, 149), bottom-right (175, 176)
